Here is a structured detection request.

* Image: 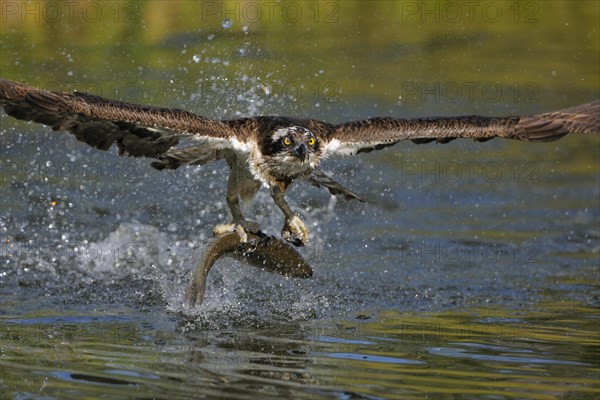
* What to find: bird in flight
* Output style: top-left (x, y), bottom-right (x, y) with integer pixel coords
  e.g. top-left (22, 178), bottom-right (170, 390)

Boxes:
top-left (1, 78), bottom-right (598, 246)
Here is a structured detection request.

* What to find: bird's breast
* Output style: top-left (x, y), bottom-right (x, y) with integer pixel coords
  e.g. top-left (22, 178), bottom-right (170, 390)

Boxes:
top-left (249, 153), bottom-right (313, 187)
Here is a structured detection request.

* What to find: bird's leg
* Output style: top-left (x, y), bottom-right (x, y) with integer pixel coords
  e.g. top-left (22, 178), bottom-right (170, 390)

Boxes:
top-left (228, 191), bottom-right (261, 233)
top-left (213, 192), bottom-right (261, 243)
top-left (271, 184), bottom-right (309, 246)
top-left (213, 167), bottom-right (261, 242)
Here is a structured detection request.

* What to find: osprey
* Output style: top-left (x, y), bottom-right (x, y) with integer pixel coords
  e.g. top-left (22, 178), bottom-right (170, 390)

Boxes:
top-left (1, 78), bottom-right (598, 246)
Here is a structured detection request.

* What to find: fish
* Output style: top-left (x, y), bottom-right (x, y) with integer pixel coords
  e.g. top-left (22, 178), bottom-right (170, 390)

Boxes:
top-left (184, 231), bottom-right (313, 306)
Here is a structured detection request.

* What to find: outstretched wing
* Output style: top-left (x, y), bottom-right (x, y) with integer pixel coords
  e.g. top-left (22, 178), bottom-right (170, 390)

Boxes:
top-left (0, 79), bottom-right (242, 163)
top-left (307, 169), bottom-right (364, 202)
top-left (322, 101), bottom-right (600, 156)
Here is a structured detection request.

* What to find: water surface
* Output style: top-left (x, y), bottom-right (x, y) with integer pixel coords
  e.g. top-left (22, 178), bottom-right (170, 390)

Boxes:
top-left (1, 1), bottom-right (599, 398)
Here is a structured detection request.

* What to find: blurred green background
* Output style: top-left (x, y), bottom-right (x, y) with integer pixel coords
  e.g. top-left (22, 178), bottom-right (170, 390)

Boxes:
top-left (2, 0), bottom-right (598, 121)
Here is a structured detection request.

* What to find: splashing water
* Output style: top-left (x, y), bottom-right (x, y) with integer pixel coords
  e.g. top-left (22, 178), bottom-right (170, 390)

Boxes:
top-left (222, 18), bottom-right (232, 29)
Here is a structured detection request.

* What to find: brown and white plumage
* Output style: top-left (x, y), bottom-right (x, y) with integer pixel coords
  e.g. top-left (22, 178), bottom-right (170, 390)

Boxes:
top-left (0, 78), bottom-right (234, 157)
top-left (321, 102), bottom-right (599, 156)
top-left (1, 78), bottom-right (598, 245)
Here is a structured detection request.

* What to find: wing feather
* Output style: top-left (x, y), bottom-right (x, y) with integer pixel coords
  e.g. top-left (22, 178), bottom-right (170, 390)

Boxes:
top-left (307, 169), bottom-right (364, 202)
top-left (0, 78), bottom-right (239, 159)
top-left (323, 101), bottom-right (600, 156)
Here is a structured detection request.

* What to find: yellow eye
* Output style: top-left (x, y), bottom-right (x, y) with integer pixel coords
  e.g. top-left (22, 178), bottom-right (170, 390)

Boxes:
top-left (308, 137), bottom-right (316, 147)
top-left (283, 137), bottom-right (291, 146)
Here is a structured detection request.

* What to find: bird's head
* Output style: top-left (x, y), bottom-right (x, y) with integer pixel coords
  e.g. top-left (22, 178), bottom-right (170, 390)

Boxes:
top-left (268, 126), bottom-right (319, 167)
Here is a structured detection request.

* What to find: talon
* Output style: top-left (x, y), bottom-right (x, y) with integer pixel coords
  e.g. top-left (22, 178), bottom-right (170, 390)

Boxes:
top-left (235, 224), bottom-right (248, 243)
top-left (239, 220), bottom-right (261, 234)
top-left (213, 223), bottom-right (235, 237)
top-left (213, 220), bottom-right (261, 243)
top-left (282, 215), bottom-right (309, 246)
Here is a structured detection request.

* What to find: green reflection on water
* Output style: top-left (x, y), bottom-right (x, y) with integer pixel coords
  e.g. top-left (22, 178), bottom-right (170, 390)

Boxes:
top-left (310, 302), bottom-right (599, 398)
top-left (1, 302), bottom-right (598, 398)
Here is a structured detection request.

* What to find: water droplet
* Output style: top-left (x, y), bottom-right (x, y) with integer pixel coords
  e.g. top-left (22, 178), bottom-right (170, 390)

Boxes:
top-left (207, 34), bottom-right (215, 40)
top-left (192, 55), bottom-right (201, 63)
top-left (222, 18), bottom-right (232, 29)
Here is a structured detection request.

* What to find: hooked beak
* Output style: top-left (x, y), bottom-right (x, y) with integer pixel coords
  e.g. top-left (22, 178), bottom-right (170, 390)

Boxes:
top-left (291, 143), bottom-right (308, 162)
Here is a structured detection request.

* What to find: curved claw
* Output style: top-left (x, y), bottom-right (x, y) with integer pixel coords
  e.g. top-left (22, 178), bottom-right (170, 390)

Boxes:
top-left (213, 220), bottom-right (261, 243)
top-left (281, 215), bottom-right (309, 246)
